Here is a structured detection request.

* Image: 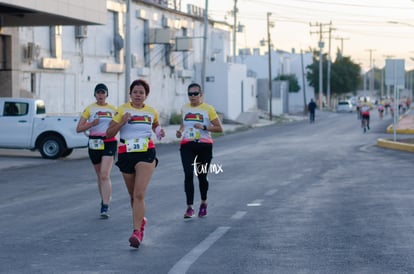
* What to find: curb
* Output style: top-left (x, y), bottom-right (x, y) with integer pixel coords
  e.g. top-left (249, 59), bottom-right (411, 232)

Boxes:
top-left (386, 125), bottom-right (414, 134)
top-left (386, 110), bottom-right (414, 134)
top-left (377, 138), bottom-right (414, 153)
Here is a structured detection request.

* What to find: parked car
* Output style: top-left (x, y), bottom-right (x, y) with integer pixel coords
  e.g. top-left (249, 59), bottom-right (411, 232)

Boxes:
top-left (336, 100), bottom-right (353, 112)
top-left (0, 98), bottom-right (88, 159)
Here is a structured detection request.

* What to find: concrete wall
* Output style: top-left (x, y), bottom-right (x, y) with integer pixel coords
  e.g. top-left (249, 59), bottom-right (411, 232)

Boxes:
top-left (257, 78), bottom-right (284, 116)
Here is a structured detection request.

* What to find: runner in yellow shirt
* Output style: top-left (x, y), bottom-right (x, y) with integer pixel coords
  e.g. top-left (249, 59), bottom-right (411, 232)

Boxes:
top-left (106, 79), bottom-right (165, 248)
top-left (176, 83), bottom-right (223, 218)
top-left (76, 83), bottom-right (117, 219)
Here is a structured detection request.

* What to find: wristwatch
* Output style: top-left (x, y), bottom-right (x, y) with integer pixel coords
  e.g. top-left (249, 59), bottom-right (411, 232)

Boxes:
top-left (203, 125), bottom-right (207, 130)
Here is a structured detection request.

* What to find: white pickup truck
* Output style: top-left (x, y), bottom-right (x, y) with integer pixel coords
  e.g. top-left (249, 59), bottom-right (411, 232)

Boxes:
top-left (0, 98), bottom-right (88, 159)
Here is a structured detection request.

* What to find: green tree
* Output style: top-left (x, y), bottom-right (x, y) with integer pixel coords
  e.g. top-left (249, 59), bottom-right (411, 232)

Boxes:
top-left (275, 74), bottom-right (301, 93)
top-left (306, 49), bottom-right (327, 94)
top-left (330, 56), bottom-right (361, 95)
top-left (306, 49), bottom-right (361, 97)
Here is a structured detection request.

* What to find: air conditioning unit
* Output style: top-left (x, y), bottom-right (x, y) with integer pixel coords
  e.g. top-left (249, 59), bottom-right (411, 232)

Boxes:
top-left (135, 9), bottom-right (147, 19)
top-left (173, 37), bottom-right (192, 51)
top-left (149, 28), bottom-right (174, 44)
top-left (75, 26), bottom-right (88, 39)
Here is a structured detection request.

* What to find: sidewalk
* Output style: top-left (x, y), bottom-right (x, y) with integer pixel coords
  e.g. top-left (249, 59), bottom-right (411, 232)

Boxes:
top-left (377, 108), bottom-right (414, 153)
top-left (385, 109), bottom-right (414, 134)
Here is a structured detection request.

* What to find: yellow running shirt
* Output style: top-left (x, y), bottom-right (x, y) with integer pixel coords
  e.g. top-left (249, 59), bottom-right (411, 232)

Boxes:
top-left (112, 102), bottom-right (159, 153)
top-left (180, 102), bottom-right (219, 145)
top-left (81, 103), bottom-right (117, 138)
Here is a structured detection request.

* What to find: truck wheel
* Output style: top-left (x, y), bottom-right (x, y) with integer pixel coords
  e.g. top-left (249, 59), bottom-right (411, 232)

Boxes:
top-left (61, 148), bottom-right (73, 158)
top-left (39, 136), bottom-right (65, 159)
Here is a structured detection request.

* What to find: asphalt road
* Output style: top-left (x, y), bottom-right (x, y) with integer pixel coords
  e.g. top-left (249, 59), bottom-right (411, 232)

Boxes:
top-left (1, 110), bottom-right (414, 274)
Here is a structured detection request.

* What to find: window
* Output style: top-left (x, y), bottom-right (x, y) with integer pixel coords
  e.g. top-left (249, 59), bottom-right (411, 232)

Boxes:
top-left (36, 101), bottom-right (46, 114)
top-left (0, 35), bottom-right (11, 70)
top-left (3, 102), bottom-right (28, 116)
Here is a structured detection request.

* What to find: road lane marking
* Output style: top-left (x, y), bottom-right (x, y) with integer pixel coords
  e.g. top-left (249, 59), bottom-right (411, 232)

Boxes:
top-left (247, 199), bottom-right (263, 207)
top-left (168, 226), bottom-right (230, 274)
top-left (231, 211), bottom-right (247, 219)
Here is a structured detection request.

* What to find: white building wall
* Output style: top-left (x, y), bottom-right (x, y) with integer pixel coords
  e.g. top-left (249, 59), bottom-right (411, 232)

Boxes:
top-left (283, 52), bottom-right (314, 112)
top-left (10, 1), bottom-right (259, 122)
top-left (203, 62), bottom-right (228, 117)
top-left (203, 62), bottom-right (253, 121)
top-left (227, 63), bottom-right (247, 120)
top-left (237, 49), bottom-right (315, 114)
top-left (13, 1), bottom-right (235, 122)
top-left (242, 77), bottom-right (257, 112)
top-left (209, 29), bottom-right (231, 63)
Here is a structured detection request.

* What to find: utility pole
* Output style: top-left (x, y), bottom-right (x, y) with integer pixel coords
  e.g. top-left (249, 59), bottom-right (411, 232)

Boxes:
top-left (310, 22), bottom-right (330, 110)
top-left (327, 22), bottom-right (334, 109)
top-left (301, 49), bottom-right (307, 114)
top-left (267, 12), bottom-right (273, 120)
top-left (232, 0), bottom-right (238, 62)
top-left (334, 36), bottom-right (349, 57)
top-left (125, 0), bottom-right (131, 102)
top-left (365, 48), bottom-right (376, 98)
top-left (201, 0), bottom-right (208, 90)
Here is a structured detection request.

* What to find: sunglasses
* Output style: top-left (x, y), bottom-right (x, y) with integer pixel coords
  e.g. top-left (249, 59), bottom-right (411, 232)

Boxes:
top-left (188, 92), bottom-right (200, 96)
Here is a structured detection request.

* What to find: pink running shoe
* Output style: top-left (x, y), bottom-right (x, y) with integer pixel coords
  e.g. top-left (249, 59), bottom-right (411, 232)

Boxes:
top-left (129, 230), bottom-right (142, 248)
top-left (140, 217), bottom-right (147, 240)
top-left (184, 207), bottom-right (195, 218)
top-left (198, 204), bottom-right (207, 217)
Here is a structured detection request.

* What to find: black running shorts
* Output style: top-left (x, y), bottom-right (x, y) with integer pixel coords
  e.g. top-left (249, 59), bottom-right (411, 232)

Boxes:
top-left (88, 140), bottom-right (117, 165)
top-left (115, 148), bottom-right (158, 174)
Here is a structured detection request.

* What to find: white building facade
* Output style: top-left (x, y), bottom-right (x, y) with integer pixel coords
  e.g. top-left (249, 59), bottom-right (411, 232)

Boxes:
top-left (1, 1), bottom-right (256, 123)
top-left (1, 0), bottom-right (313, 123)
top-left (238, 48), bottom-right (315, 114)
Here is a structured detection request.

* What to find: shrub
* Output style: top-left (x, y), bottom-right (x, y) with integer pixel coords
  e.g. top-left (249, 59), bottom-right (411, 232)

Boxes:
top-left (169, 112), bottom-right (182, 125)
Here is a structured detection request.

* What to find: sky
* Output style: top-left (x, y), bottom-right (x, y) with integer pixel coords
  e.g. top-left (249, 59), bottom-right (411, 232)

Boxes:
top-left (180, 0), bottom-right (414, 71)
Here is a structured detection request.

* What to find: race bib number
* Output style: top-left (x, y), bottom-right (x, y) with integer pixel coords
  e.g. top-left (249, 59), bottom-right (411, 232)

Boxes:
top-left (184, 127), bottom-right (201, 140)
top-left (89, 139), bottom-right (104, 150)
top-left (361, 106), bottom-right (369, 112)
top-left (125, 138), bottom-right (149, 152)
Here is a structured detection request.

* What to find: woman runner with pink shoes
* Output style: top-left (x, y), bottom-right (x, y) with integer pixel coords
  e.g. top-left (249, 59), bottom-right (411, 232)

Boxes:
top-left (176, 83), bottom-right (223, 219)
top-left (106, 79), bottom-right (165, 248)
